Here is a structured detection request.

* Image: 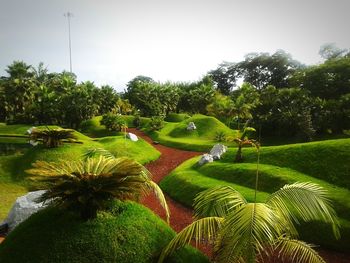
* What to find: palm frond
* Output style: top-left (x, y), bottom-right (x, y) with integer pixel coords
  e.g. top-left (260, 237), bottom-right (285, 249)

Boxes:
top-left (215, 203), bottom-right (282, 263)
top-left (266, 182), bottom-right (340, 239)
top-left (158, 217), bottom-right (224, 263)
top-left (193, 186), bottom-right (247, 219)
top-left (82, 147), bottom-right (115, 160)
top-left (273, 237), bottom-right (326, 263)
top-left (147, 181), bottom-right (170, 223)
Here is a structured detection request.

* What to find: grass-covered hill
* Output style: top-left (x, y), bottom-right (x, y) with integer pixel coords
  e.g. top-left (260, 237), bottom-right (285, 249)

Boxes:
top-left (160, 138), bottom-right (350, 252)
top-left (0, 123), bottom-right (160, 221)
top-left (148, 114), bottom-right (238, 151)
top-left (80, 114), bottom-right (238, 151)
top-left (0, 201), bottom-right (209, 263)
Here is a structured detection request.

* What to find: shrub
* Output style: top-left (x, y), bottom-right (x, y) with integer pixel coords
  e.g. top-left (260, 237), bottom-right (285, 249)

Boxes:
top-left (27, 127), bottom-right (77, 148)
top-left (150, 116), bottom-right (165, 131)
top-left (27, 156), bottom-right (169, 221)
top-left (215, 131), bottom-right (227, 142)
top-left (100, 113), bottom-right (126, 132)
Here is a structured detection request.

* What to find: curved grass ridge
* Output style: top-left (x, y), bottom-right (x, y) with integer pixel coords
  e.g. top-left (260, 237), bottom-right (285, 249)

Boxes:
top-left (0, 201), bottom-right (209, 263)
top-left (160, 138), bottom-right (350, 252)
top-left (148, 114), bottom-right (238, 151)
top-left (0, 122), bottom-right (160, 221)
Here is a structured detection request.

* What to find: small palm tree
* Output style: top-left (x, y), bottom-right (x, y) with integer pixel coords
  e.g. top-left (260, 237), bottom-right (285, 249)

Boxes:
top-left (28, 127), bottom-right (77, 148)
top-left (158, 183), bottom-right (339, 263)
top-left (233, 127), bottom-right (259, 162)
top-left (27, 156), bottom-right (169, 221)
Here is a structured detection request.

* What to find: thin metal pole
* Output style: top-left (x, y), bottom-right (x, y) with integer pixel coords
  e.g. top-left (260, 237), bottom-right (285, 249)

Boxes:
top-left (64, 12), bottom-right (73, 73)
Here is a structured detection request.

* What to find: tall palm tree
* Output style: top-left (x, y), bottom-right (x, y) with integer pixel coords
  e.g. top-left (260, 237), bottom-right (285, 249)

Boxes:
top-left (27, 156), bottom-right (169, 221)
top-left (158, 182), bottom-right (339, 262)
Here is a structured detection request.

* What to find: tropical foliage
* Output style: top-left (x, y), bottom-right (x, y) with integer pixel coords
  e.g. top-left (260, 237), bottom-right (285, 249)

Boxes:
top-left (28, 127), bottom-right (77, 148)
top-left (100, 113), bottom-right (126, 132)
top-left (27, 156), bottom-right (169, 221)
top-left (158, 182), bottom-right (339, 263)
top-left (232, 127), bottom-right (259, 162)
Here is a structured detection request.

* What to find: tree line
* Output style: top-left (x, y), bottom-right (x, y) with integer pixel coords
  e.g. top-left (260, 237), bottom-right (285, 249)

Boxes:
top-left (1, 43), bottom-right (349, 140)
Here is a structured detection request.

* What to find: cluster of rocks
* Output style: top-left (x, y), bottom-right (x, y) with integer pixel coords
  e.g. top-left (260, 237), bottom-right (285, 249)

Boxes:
top-left (198, 143), bottom-right (228, 166)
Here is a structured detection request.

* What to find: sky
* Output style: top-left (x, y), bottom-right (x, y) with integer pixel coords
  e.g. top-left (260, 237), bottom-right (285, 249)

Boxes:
top-left (1, 0), bottom-right (349, 91)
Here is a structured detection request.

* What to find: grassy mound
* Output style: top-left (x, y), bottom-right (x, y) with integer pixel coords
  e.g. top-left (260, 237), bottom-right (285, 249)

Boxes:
top-left (0, 123), bottom-right (160, 221)
top-left (221, 138), bottom-right (350, 189)
top-left (160, 139), bottom-right (350, 252)
top-left (0, 201), bottom-right (209, 263)
top-left (97, 136), bottom-right (160, 164)
top-left (80, 116), bottom-right (151, 138)
top-left (148, 114), bottom-right (238, 151)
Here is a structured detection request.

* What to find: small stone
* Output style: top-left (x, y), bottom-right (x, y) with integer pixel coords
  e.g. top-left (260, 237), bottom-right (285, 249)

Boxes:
top-left (210, 143), bottom-right (228, 160)
top-left (198, 154), bottom-right (214, 166)
top-left (127, 132), bottom-right (138, 142)
top-left (186, 122), bottom-right (197, 131)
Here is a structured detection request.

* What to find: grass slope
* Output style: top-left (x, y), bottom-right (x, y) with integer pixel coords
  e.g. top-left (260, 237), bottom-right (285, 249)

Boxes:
top-left (0, 201), bottom-right (209, 263)
top-left (148, 114), bottom-right (238, 151)
top-left (0, 123), bottom-right (160, 221)
top-left (221, 138), bottom-right (350, 189)
top-left (160, 139), bottom-right (350, 252)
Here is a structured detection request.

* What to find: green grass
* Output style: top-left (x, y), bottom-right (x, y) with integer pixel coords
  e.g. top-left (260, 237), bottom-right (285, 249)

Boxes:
top-left (0, 123), bottom-right (160, 221)
top-left (146, 114), bottom-right (238, 151)
top-left (80, 115), bottom-right (151, 138)
top-left (0, 201), bottom-right (209, 263)
top-left (164, 113), bottom-right (190, 122)
top-left (159, 139), bottom-right (350, 253)
top-left (97, 136), bottom-right (160, 165)
top-left (221, 138), bottom-right (350, 189)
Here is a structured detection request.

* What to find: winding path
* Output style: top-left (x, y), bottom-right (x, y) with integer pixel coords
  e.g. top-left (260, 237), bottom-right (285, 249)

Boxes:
top-left (129, 128), bottom-right (350, 263)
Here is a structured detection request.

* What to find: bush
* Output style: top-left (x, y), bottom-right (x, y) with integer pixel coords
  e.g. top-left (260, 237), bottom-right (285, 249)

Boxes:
top-left (100, 113), bottom-right (126, 132)
top-left (28, 127), bottom-right (77, 148)
top-left (150, 116), bottom-right (165, 131)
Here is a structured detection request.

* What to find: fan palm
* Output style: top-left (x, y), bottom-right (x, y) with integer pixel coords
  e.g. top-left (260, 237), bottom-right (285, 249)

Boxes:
top-left (158, 183), bottom-right (339, 263)
top-left (27, 156), bottom-right (169, 221)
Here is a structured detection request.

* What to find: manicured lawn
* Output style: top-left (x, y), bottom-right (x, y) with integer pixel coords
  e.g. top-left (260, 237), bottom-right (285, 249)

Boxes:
top-left (160, 138), bottom-right (350, 252)
top-left (0, 123), bottom-right (160, 221)
top-left (147, 114), bottom-right (238, 151)
top-left (0, 201), bottom-right (209, 263)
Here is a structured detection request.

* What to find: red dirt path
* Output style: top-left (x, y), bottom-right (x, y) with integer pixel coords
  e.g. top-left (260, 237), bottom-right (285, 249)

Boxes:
top-left (130, 128), bottom-right (350, 263)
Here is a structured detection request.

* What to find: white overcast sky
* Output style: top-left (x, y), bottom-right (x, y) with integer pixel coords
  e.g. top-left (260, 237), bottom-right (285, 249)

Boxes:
top-left (1, 0), bottom-right (349, 91)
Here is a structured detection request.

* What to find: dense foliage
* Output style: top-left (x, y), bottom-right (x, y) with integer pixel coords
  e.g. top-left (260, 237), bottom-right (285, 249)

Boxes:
top-left (0, 62), bottom-right (122, 128)
top-left (27, 156), bottom-right (169, 221)
top-left (100, 113), bottom-right (127, 132)
top-left (1, 44), bottom-right (349, 141)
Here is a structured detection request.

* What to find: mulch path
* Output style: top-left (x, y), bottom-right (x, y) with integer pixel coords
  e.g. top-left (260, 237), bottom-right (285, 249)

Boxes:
top-left (129, 128), bottom-right (350, 263)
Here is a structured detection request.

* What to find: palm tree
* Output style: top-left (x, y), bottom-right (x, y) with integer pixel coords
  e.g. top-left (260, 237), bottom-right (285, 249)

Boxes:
top-left (27, 156), bottom-right (169, 221)
top-left (233, 127), bottom-right (259, 162)
top-left (158, 182), bottom-right (339, 262)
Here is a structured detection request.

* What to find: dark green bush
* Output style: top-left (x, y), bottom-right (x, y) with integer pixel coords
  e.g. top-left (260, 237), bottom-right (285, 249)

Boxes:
top-left (100, 113), bottom-right (126, 132)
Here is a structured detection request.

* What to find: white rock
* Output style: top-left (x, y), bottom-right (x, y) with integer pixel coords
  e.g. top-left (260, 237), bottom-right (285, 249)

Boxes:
top-left (210, 143), bottom-right (228, 160)
top-left (3, 190), bottom-right (48, 232)
top-left (127, 132), bottom-right (138, 142)
top-left (198, 154), bottom-right (214, 166)
top-left (186, 122), bottom-right (197, 131)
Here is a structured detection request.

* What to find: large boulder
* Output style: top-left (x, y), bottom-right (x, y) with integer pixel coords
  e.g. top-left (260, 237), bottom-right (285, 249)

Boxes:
top-left (210, 143), bottom-right (228, 160)
top-left (198, 154), bottom-right (214, 166)
top-left (3, 190), bottom-right (48, 232)
top-left (127, 132), bottom-right (138, 142)
top-left (186, 122), bottom-right (197, 131)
